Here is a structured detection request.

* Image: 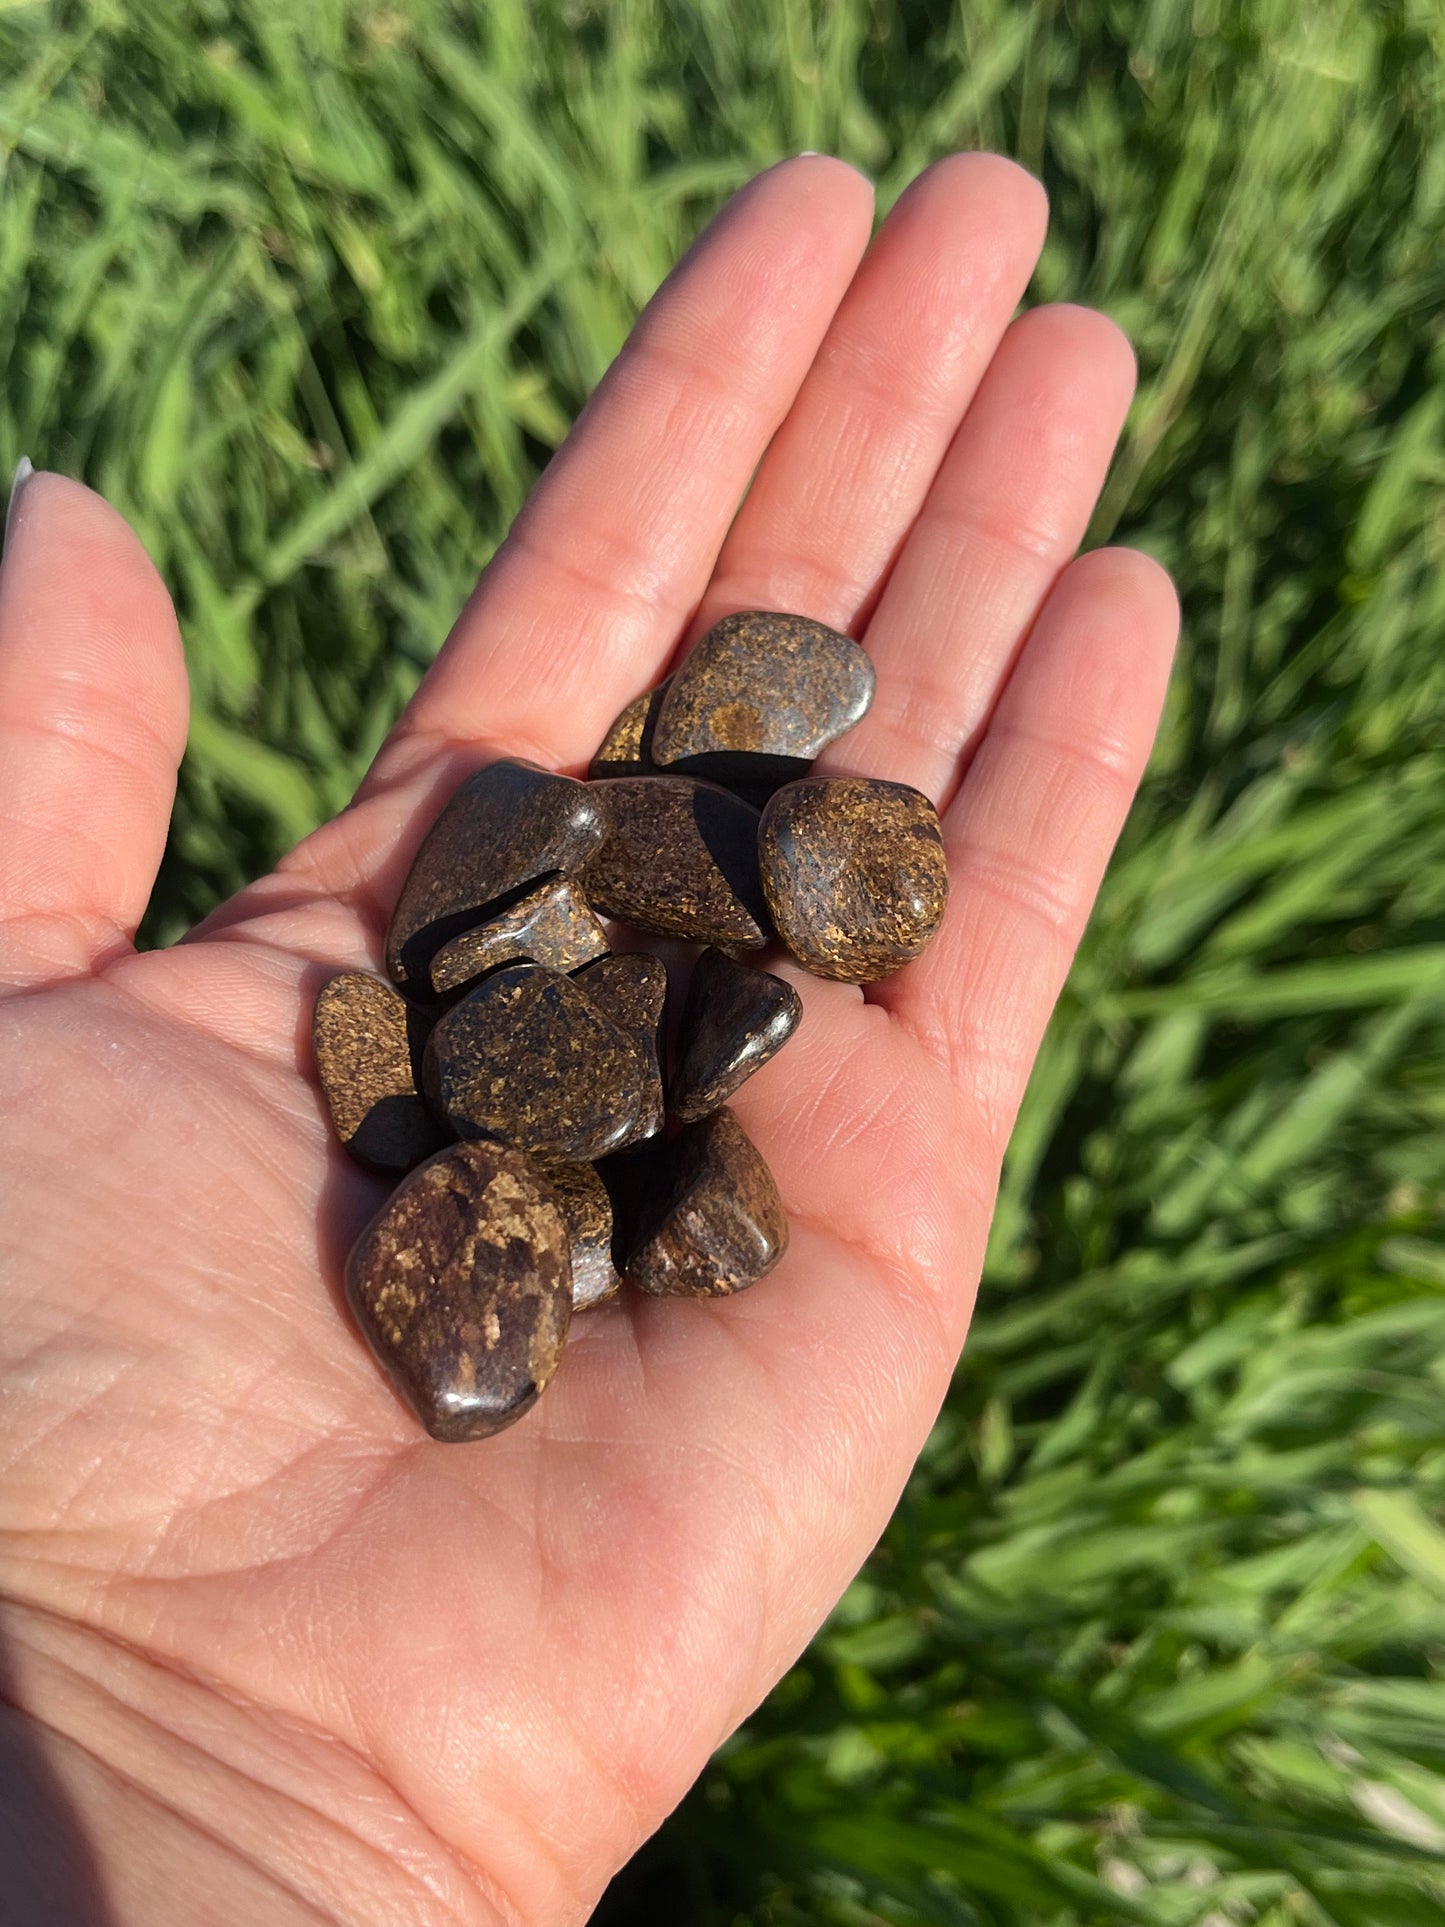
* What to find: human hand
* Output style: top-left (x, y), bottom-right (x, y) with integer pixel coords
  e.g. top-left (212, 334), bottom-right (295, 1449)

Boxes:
top-left (0, 155), bottom-right (1177, 1926)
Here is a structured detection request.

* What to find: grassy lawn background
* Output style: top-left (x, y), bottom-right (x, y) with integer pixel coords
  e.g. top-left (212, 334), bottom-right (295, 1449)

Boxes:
top-left (4, 2), bottom-right (1445, 1921)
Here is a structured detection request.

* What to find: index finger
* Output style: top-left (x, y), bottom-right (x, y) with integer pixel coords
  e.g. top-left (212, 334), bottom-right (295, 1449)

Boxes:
top-left (369, 157), bottom-right (875, 788)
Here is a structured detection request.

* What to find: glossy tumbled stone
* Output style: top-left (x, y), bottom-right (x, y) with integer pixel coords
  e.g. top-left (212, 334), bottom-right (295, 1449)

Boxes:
top-left (652, 611), bottom-right (874, 786)
top-left (423, 963), bottom-right (644, 1163)
top-left (548, 1162), bottom-right (621, 1311)
top-left (581, 775), bottom-right (769, 947)
top-left (588, 676), bottom-right (671, 780)
top-left (428, 876), bottom-right (609, 994)
top-left (312, 971), bottom-right (447, 1176)
top-left (385, 759), bottom-right (609, 990)
top-left (625, 1108), bottom-right (788, 1298)
top-left (345, 1141), bottom-right (572, 1441)
top-left (670, 948), bottom-right (802, 1123)
top-left (759, 776), bottom-right (949, 983)
top-left (573, 952), bottom-right (668, 1143)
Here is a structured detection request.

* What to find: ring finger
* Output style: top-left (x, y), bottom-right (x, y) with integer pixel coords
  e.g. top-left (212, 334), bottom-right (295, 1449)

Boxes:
top-left (821, 300), bottom-right (1139, 808)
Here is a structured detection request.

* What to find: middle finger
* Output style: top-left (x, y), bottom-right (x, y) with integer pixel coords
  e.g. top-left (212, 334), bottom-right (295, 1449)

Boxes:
top-left (823, 300), bottom-right (1138, 806)
top-left (684, 152), bottom-right (1048, 643)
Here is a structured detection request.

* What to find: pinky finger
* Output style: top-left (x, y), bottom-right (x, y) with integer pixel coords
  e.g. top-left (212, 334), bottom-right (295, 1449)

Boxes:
top-left (879, 547), bottom-right (1178, 1148)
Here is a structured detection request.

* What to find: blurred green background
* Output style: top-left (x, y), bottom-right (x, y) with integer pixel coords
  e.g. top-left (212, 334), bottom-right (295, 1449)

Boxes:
top-left (4, 0), bottom-right (1445, 1920)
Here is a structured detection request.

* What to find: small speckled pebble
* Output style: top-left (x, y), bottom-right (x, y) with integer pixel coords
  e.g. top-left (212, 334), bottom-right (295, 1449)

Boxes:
top-left (428, 875), bottom-right (609, 994)
top-left (670, 948), bottom-right (801, 1123)
top-left (625, 1107), bottom-right (787, 1298)
top-left (759, 775), bottom-right (949, 983)
top-left (547, 1162), bottom-right (621, 1310)
top-left (345, 1141), bottom-right (572, 1441)
top-left (312, 971), bottom-right (447, 1176)
top-left (573, 952), bottom-right (668, 1144)
top-left (423, 963), bottom-right (646, 1163)
top-left (386, 759), bottom-right (609, 989)
top-left (588, 676), bottom-right (671, 780)
top-left (582, 775), bottom-right (769, 948)
top-left (652, 611), bottom-right (874, 786)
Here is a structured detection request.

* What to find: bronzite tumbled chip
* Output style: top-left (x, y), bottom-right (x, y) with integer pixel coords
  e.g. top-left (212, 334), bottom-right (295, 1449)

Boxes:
top-left (428, 875), bottom-right (609, 995)
top-left (651, 610), bottom-right (875, 789)
top-left (385, 758), bottom-right (609, 990)
top-left (670, 947), bottom-right (801, 1123)
top-left (423, 963), bottom-right (647, 1163)
top-left (547, 1161), bottom-right (621, 1311)
top-left (625, 1107), bottom-right (788, 1298)
top-left (312, 971), bottom-right (447, 1176)
top-left (581, 774), bottom-right (769, 947)
top-left (573, 952), bottom-right (668, 1144)
top-left (588, 676), bottom-right (671, 780)
top-left (346, 1141), bottom-right (572, 1441)
top-left (758, 775), bottom-right (949, 983)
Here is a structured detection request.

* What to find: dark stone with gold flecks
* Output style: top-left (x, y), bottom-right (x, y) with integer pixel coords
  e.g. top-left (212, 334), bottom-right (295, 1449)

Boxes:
top-left (625, 1108), bottom-right (788, 1298)
top-left (547, 1162), bottom-right (621, 1311)
top-left (345, 1142), bottom-right (572, 1442)
top-left (670, 948), bottom-right (802, 1123)
top-left (573, 952), bottom-right (667, 1145)
top-left (312, 971), bottom-right (447, 1176)
top-left (759, 776), bottom-right (948, 984)
top-left (652, 611), bottom-right (874, 789)
top-left (385, 759), bottom-right (609, 990)
top-left (581, 775), bottom-right (769, 948)
top-left (423, 963), bottom-right (645, 1163)
top-left (588, 676), bottom-right (671, 780)
top-left (429, 876), bottom-right (609, 994)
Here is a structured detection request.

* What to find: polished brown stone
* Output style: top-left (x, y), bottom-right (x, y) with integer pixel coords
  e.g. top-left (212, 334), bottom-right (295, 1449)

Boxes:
top-left (581, 775), bottom-right (769, 947)
top-left (423, 963), bottom-right (645, 1163)
top-left (312, 971), bottom-right (447, 1176)
top-left (652, 611), bottom-right (875, 787)
top-left (588, 676), bottom-right (671, 780)
top-left (573, 952), bottom-right (668, 1143)
top-left (547, 1162), bottom-right (621, 1311)
top-left (670, 948), bottom-right (802, 1123)
top-left (428, 876), bottom-right (609, 994)
top-left (625, 1108), bottom-right (787, 1298)
top-left (345, 1141), bottom-right (572, 1441)
top-left (385, 759), bottom-right (609, 990)
top-left (759, 776), bottom-right (949, 983)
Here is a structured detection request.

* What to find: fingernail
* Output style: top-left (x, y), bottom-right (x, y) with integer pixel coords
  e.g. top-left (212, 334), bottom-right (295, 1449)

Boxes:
top-left (797, 150), bottom-right (822, 157)
top-left (4, 457), bottom-right (34, 558)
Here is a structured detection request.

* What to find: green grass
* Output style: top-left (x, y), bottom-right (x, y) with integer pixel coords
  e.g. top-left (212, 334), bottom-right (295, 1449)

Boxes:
top-left (4, 2), bottom-right (1445, 1921)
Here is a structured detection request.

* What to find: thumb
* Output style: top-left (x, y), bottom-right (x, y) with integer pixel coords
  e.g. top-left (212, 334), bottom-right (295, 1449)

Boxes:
top-left (0, 466), bottom-right (189, 987)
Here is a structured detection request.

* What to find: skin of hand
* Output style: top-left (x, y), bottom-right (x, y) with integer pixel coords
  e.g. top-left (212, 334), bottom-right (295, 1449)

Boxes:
top-left (0, 155), bottom-right (1176, 1927)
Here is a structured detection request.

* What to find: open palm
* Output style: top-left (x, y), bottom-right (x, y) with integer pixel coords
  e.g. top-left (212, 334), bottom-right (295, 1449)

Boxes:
top-left (0, 156), bottom-right (1176, 1926)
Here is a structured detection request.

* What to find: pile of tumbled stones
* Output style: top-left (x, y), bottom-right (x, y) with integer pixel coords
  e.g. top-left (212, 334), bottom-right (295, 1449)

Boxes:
top-left (314, 611), bottom-right (949, 1442)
